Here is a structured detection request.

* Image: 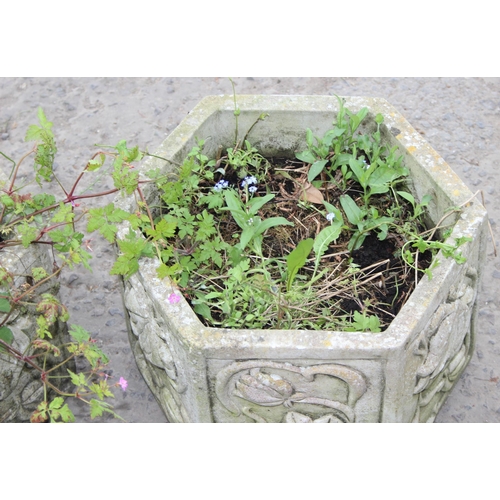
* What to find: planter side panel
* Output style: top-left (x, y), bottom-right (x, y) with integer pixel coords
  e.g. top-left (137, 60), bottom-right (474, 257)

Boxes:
top-left (121, 257), bottom-right (214, 422)
top-left (381, 203), bottom-right (488, 422)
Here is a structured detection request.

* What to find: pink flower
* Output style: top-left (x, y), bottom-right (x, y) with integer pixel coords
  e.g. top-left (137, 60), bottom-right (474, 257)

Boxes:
top-left (118, 377), bottom-right (128, 391)
top-left (167, 293), bottom-right (181, 304)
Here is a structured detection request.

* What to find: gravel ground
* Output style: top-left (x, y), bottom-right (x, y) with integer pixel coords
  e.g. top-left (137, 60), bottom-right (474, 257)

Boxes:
top-left (1, 77), bottom-right (499, 423)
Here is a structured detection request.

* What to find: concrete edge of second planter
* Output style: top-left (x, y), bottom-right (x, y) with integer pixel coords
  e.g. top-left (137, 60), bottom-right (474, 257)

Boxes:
top-left (0, 168), bottom-right (74, 422)
top-left (115, 95), bottom-right (488, 422)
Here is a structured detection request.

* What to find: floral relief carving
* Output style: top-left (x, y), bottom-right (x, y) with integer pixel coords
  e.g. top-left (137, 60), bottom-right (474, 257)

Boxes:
top-left (215, 360), bottom-right (367, 423)
top-left (123, 277), bottom-right (189, 421)
top-left (412, 265), bottom-right (477, 422)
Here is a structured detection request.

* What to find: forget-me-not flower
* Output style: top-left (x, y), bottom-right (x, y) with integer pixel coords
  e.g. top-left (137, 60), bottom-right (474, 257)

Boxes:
top-left (241, 176), bottom-right (258, 188)
top-left (213, 179), bottom-right (229, 192)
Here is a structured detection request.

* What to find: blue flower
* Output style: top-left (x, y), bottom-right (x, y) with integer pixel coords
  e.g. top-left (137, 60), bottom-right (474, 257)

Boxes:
top-left (213, 179), bottom-right (229, 192)
top-left (326, 212), bottom-right (335, 222)
top-left (241, 176), bottom-right (258, 188)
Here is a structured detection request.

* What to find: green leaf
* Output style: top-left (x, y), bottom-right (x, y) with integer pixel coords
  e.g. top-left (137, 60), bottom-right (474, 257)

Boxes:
top-left (286, 238), bottom-right (314, 291)
top-left (307, 159), bottom-right (328, 182)
top-left (0, 194), bottom-right (14, 208)
top-left (90, 399), bottom-right (105, 419)
top-left (68, 324), bottom-right (91, 343)
top-left (397, 190), bottom-right (415, 206)
top-left (18, 222), bottom-right (38, 248)
top-left (0, 326), bottom-right (14, 352)
top-left (348, 231), bottom-right (368, 252)
top-left (348, 157), bottom-right (369, 188)
top-left (254, 216), bottom-right (294, 236)
top-left (31, 267), bottom-right (49, 282)
top-left (295, 150), bottom-right (317, 164)
top-left (67, 368), bottom-right (87, 388)
top-left (332, 153), bottom-right (352, 169)
top-left (49, 397), bottom-right (65, 410)
top-left (51, 202), bottom-right (74, 223)
top-left (87, 203), bottom-right (131, 243)
top-left (58, 404), bottom-right (75, 423)
top-left (87, 153), bottom-right (106, 171)
top-left (223, 189), bottom-right (247, 229)
top-left (89, 399), bottom-right (119, 420)
top-left (313, 223), bottom-right (343, 268)
top-left (347, 107), bottom-right (369, 134)
top-left (247, 193), bottom-right (275, 215)
top-left (340, 194), bottom-right (363, 225)
top-left (84, 344), bottom-right (109, 368)
top-left (110, 254), bottom-right (139, 277)
top-left (348, 311), bottom-right (381, 332)
top-left (0, 298), bottom-right (11, 313)
top-left (368, 165), bottom-right (400, 188)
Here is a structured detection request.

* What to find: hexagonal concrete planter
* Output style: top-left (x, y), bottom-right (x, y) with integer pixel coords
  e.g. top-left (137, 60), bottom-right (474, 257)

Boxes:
top-left (116, 95), bottom-right (488, 423)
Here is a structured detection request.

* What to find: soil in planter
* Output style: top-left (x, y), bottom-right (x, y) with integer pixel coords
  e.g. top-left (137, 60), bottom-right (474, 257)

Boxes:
top-left (150, 153), bottom-right (437, 333)
top-left (218, 157), bottom-right (432, 329)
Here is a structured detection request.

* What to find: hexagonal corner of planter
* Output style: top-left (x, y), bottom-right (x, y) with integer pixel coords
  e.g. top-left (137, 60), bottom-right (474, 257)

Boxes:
top-left (115, 95), bottom-right (489, 423)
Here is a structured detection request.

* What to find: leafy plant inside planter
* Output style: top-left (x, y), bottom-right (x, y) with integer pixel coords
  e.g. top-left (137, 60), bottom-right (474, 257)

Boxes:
top-left (127, 96), bottom-right (470, 332)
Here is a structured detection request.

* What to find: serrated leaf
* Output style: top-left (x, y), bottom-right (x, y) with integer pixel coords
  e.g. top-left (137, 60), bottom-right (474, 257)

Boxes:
top-left (68, 324), bottom-right (91, 343)
top-left (67, 368), bottom-right (87, 387)
top-left (58, 404), bottom-right (75, 423)
top-left (110, 255), bottom-right (139, 278)
top-left (51, 202), bottom-right (74, 223)
top-left (104, 203), bottom-right (129, 222)
top-left (18, 222), bottom-right (38, 248)
top-left (25, 124), bottom-right (43, 142)
top-left (31, 267), bottom-right (49, 282)
top-left (49, 397), bottom-right (65, 410)
top-left (90, 399), bottom-right (104, 419)
top-left (0, 194), bottom-right (14, 208)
